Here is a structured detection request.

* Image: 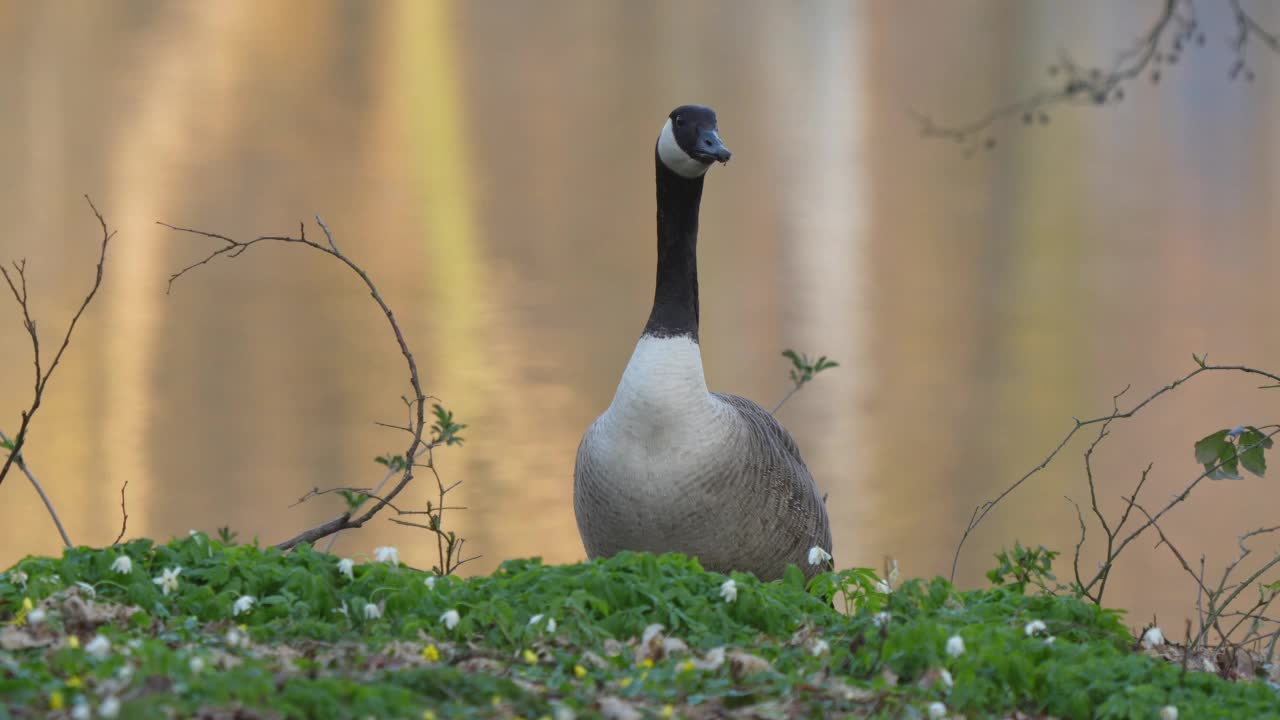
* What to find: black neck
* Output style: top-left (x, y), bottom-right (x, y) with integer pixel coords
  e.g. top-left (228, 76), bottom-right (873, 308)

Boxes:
top-left (643, 152), bottom-right (705, 340)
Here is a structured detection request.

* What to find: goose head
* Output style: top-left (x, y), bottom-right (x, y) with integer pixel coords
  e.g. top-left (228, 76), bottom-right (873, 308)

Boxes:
top-left (656, 105), bottom-right (732, 179)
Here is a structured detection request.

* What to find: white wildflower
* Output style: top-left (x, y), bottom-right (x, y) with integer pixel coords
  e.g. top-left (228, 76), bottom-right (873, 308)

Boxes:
top-left (946, 634), bottom-right (965, 658)
top-left (71, 702), bottom-right (91, 720)
top-left (440, 609), bottom-right (461, 630)
top-left (336, 557), bottom-right (354, 581)
top-left (99, 697), bottom-right (121, 719)
top-left (872, 611), bottom-right (892, 628)
top-left (232, 595), bottom-right (256, 617)
top-left (85, 634), bottom-right (112, 659)
top-left (1142, 626), bottom-right (1165, 649)
top-left (1024, 619), bottom-right (1047, 637)
top-left (927, 701), bottom-right (947, 719)
top-left (939, 668), bottom-right (953, 688)
top-left (719, 578), bottom-right (738, 603)
top-left (75, 581), bottom-right (97, 598)
top-left (810, 639), bottom-right (831, 656)
top-left (26, 607), bottom-right (46, 625)
top-left (874, 579), bottom-right (893, 594)
top-left (116, 664), bottom-right (133, 681)
top-left (225, 627), bottom-right (249, 648)
top-left (189, 655), bottom-right (205, 673)
top-left (807, 546), bottom-right (832, 566)
top-left (527, 614), bottom-right (557, 632)
top-left (424, 575), bottom-right (437, 590)
top-left (373, 546), bottom-right (400, 566)
top-left (1045, 636), bottom-right (1056, 644)
top-left (363, 602), bottom-right (382, 620)
top-left (153, 566), bottom-right (182, 596)
top-left (334, 600), bottom-right (349, 617)
top-left (110, 556), bottom-right (133, 575)
top-left (10, 570), bottom-right (27, 587)
top-left (1159, 706), bottom-right (1178, 720)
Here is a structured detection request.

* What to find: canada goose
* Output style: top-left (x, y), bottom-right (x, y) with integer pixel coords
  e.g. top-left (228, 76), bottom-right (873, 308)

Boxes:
top-left (573, 105), bottom-right (833, 580)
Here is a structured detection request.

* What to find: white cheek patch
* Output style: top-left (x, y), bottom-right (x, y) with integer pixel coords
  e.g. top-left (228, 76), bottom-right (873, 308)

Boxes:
top-left (657, 119), bottom-right (711, 178)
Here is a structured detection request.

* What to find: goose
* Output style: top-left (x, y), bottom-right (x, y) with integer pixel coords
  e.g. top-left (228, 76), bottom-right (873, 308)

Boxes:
top-left (573, 105), bottom-right (833, 580)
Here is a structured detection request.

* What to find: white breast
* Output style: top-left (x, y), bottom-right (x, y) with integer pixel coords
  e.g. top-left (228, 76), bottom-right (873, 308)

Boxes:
top-left (590, 335), bottom-right (734, 484)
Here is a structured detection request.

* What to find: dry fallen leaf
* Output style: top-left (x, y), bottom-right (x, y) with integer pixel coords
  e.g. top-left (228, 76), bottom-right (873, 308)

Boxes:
top-left (598, 696), bottom-right (642, 720)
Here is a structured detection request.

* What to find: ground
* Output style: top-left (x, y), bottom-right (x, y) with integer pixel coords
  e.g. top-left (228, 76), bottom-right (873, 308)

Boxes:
top-left (1, 535), bottom-right (1277, 719)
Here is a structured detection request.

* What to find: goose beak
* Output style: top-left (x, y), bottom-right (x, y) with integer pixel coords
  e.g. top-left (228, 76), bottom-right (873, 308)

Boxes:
top-left (693, 128), bottom-right (732, 164)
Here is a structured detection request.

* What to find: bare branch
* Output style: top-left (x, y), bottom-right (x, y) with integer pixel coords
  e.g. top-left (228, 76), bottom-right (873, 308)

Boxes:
top-left (916, 0), bottom-right (1183, 151)
top-left (1, 196), bottom-right (113, 491)
top-left (160, 218), bottom-right (448, 563)
top-left (951, 361), bottom-right (1280, 581)
top-left (919, 0), bottom-right (1279, 153)
top-left (0, 430), bottom-right (71, 548)
top-left (113, 480), bottom-right (129, 545)
top-left (320, 463), bottom-right (399, 553)
top-left (1079, 426), bottom-right (1280, 597)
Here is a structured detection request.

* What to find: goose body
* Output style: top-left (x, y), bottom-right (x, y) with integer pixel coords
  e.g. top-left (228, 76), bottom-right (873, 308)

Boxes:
top-left (573, 106), bottom-right (832, 580)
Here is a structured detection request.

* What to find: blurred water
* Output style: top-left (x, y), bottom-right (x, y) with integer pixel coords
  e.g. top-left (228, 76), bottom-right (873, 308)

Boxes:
top-left (0, 0), bottom-right (1277, 629)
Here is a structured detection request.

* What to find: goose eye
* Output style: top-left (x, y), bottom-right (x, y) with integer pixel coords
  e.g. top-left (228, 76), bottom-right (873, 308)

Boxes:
top-left (674, 116), bottom-right (683, 127)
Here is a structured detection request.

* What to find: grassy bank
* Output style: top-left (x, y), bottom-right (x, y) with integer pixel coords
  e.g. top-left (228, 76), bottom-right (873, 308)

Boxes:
top-left (0, 535), bottom-right (1276, 719)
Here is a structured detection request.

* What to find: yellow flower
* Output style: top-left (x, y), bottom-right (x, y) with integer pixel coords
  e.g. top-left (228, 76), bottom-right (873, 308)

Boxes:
top-left (679, 660), bottom-right (696, 672)
top-left (21, 597), bottom-right (33, 611)
top-left (661, 705), bottom-right (675, 718)
top-left (573, 664), bottom-right (587, 678)
top-left (49, 691), bottom-right (64, 711)
top-left (422, 711), bottom-right (435, 720)
top-left (619, 677), bottom-right (632, 688)
top-left (640, 658), bottom-right (654, 668)
top-left (522, 649), bottom-right (538, 664)
top-left (66, 636), bottom-right (80, 649)
top-left (66, 676), bottom-right (82, 688)
top-left (422, 644), bottom-right (441, 662)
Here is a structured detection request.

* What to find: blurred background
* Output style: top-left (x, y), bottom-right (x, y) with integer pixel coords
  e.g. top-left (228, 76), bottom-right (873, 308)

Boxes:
top-left (1, 0), bottom-right (1277, 629)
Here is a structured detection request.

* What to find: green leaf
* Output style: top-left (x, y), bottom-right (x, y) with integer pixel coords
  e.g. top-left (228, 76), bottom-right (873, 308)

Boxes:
top-left (781, 564), bottom-right (805, 592)
top-left (1238, 428), bottom-right (1268, 477)
top-left (1209, 443), bottom-right (1242, 480)
top-left (1194, 430), bottom-right (1229, 465)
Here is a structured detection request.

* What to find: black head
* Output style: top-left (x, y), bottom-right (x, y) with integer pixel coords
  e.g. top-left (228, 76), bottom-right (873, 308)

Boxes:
top-left (657, 104), bottom-right (732, 178)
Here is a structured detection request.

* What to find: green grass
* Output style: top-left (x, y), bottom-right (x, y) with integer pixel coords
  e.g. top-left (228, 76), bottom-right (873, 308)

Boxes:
top-left (0, 535), bottom-right (1276, 719)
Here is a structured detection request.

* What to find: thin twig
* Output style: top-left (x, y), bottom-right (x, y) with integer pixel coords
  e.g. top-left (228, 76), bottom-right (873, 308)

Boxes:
top-left (1078, 427), bottom-right (1280, 597)
top-left (1, 196), bottom-right (113, 491)
top-left (771, 385), bottom-right (802, 415)
top-left (321, 464), bottom-right (399, 553)
top-left (918, 0), bottom-right (1280, 153)
top-left (915, 0), bottom-right (1184, 151)
top-left (950, 361), bottom-right (1280, 581)
top-left (0, 430), bottom-right (71, 548)
top-left (113, 480), bottom-right (129, 545)
top-left (160, 217), bottom-right (458, 565)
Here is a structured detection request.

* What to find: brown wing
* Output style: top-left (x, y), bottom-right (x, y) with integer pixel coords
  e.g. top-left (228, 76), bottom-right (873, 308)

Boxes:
top-left (712, 392), bottom-right (833, 571)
